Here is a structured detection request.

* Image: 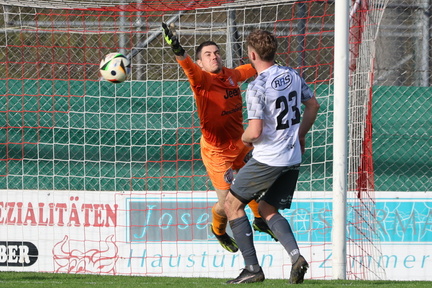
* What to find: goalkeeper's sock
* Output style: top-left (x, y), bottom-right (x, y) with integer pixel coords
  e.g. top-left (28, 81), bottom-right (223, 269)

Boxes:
top-left (211, 205), bottom-right (227, 235)
top-left (248, 200), bottom-right (261, 219)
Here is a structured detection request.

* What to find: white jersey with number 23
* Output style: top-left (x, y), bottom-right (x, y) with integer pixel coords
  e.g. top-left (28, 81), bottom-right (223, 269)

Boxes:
top-left (246, 64), bottom-right (314, 167)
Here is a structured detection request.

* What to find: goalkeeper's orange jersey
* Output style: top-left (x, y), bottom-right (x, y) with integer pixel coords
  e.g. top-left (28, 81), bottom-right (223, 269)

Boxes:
top-left (177, 56), bottom-right (256, 147)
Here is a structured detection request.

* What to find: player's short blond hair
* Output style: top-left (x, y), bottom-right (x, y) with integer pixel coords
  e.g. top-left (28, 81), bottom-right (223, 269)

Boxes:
top-left (246, 29), bottom-right (277, 62)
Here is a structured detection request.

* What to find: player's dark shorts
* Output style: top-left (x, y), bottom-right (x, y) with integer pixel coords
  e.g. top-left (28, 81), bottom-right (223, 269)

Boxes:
top-left (230, 158), bottom-right (300, 210)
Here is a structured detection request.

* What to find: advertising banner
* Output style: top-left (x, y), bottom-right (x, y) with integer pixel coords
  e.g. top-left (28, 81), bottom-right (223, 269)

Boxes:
top-left (0, 190), bottom-right (430, 280)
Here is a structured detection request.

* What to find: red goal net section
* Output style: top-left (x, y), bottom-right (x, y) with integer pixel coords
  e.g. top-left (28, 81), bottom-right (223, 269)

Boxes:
top-left (0, 0), bottom-right (389, 281)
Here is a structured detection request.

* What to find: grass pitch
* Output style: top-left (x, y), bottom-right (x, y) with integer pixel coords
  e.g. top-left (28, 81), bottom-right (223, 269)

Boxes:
top-left (0, 272), bottom-right (431, 288)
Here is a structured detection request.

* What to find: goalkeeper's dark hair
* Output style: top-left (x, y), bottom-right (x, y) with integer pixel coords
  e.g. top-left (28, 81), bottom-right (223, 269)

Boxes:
top-left (196, 41), bottom-right (220, 60)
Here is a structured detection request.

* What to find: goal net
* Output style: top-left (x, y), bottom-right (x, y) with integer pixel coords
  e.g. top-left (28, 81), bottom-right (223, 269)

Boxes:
top-left (0, 0), bottom-right (389, 280)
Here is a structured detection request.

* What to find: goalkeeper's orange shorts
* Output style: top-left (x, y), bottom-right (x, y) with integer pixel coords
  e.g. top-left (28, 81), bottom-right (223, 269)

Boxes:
top-left (200, 137), bottom-right (252, 191)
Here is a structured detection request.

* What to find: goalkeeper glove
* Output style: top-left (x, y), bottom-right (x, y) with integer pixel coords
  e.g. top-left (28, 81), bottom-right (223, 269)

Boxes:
top-left (162, 22), bottom-right (185, 57)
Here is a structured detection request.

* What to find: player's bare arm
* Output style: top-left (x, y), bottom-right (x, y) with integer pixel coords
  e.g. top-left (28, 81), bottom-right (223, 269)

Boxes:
top-left (242, 119), bottom-right (263, 147)
top-left (299, 96), bottom-right (320, 154)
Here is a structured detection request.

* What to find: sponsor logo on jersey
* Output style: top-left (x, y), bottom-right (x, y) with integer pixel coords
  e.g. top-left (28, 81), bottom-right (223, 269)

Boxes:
top-left (221, 103), bottom-right (242, 116)
top-left (227, 76), bottom-right (235, 86)
top-left (223, 87), bottom-right (241, 99)
top-left (224, 168), bottom-right (234, 184)
top-left (271, 72), bottom-right (292, 91)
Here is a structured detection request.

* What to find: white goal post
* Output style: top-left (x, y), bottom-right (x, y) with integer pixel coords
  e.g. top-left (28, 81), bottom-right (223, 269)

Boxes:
top-left (333, 0), bottom-right (350, 280)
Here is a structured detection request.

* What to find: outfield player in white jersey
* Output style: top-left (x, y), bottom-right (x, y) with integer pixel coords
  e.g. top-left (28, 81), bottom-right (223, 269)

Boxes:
top-left (224, 29), bottom-right (320, 284)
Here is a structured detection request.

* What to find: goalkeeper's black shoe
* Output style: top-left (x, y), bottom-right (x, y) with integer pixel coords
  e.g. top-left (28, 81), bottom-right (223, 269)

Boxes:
top-left (252, 217), bottom-right (278, 241)
top-left (227, 267), bottom-right (265, 284)
top-left (289, 255), bottom-right (309, 284)
top-left (210, 225), bottom-right (238, 253)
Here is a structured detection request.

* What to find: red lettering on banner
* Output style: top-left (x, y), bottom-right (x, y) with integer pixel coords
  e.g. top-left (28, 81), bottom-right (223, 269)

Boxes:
top-left (0, 197), bottom-right (118, 227)
top-left (7, 203), bottom-right (15, 224)
top-left (16, 202), bottom-right (23, 225)
top-left (24, 203), bottom-right (37, 225)
top-left (56, 203), bottom-right (67, 226)
top-left (68, 203), bottom-right (80, 227)
top-left (38, 203), bottom-right (48, 226)
top-left (82, 203), bottom-right (93, 227)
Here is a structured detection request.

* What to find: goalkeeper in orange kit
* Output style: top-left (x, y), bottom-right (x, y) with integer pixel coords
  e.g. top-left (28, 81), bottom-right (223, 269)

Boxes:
top-left (162, 22), bottom-right (277, 252)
